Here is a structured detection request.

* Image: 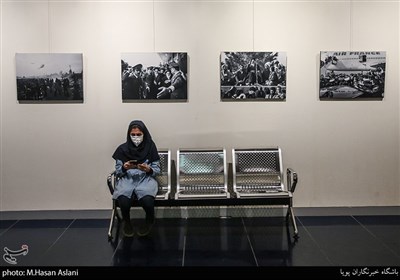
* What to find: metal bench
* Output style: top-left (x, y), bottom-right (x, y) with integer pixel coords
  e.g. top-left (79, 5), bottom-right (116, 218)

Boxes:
top-left (175, 148), bottom-right (230, 199)
top-left (106, 147), bottom-right (299, 240)
top-left (232, 147), bottom-right (298, 238)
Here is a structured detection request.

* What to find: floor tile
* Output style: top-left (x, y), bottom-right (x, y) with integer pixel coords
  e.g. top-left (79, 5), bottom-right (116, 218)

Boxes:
top-left (184, 218), bottom-right (256, 266)
top-left (298, 216), bottom-right (400, 266)
top-left (0, 220), bottom-right (18, 236)
top-left (354, 215), bottom-right (400, 258)
top-left (0, 220), bottom-right (72, 266)
top-left (112, 218), bottom-right (185, 266)
top-left (244, 217), bottom-right (331, 266)
top-left (40, 219), bottom-right (116, 266)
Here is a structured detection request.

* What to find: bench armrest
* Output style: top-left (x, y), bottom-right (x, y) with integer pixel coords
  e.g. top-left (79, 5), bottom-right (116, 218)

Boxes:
top-left (107, 171), bottom-right (116, 195)
top-left (287, 168), bottom-right (298, 193)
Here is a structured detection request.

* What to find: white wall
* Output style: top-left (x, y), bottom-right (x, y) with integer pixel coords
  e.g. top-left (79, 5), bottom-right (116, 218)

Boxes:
top-left (0, 0), bottom-right (399, 211)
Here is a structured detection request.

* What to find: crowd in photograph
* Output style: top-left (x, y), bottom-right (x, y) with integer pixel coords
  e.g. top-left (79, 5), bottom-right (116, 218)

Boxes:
top-left (320, 54), bottom-right (385, 98)
top-left (320, 69), bottom-right (385, 98)
top-left (220, 52), bottom-right (286, 100)
top-left (17, 71), bottom-right (83, 101)
top-left (121, 57), bottom-right (187, 100)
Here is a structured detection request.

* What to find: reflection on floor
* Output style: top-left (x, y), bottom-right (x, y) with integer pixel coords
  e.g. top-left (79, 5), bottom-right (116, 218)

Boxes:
top-left (1, 214), bottom-right (399, 267)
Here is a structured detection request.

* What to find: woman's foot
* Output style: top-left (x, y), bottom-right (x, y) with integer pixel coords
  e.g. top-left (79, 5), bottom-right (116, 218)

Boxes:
top-left (123, 221), bottom-right (134, 237)
top-left (137, 220), bottom-right (154, 237)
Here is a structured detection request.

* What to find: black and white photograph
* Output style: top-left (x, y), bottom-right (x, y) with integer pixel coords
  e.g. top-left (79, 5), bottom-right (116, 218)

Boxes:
top-left (16, 53), bottom-right (84, 102)
top-left (220, 52), bottom-right (286, 101)
top-left (320, 51), bottom-right (386, 99)
top-left (121, 52), bottom-right (187, 101)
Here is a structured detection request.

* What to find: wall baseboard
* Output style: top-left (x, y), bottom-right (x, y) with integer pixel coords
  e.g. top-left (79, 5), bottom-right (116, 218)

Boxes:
top-left (0, 206), bottom-right (398, 220)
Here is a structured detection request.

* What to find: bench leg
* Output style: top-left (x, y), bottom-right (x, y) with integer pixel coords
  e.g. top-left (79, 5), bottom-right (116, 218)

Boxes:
top-left (288, 206), bottom-right (299, 240)
top-left (108, 207), bottom-right (116, 241)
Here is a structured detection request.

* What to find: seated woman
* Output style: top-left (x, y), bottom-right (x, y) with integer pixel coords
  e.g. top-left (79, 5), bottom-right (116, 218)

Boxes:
top-left (112, 120), bottom-right (160, 237)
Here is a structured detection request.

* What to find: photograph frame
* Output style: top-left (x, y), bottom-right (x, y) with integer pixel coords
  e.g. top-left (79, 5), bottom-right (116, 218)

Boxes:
top-left (121, 52), bottom-right (188, 102)
top-left (220, 51), bottom-right (287, 102)
top-left (16, 53), bottom-right (84, 103)
top-left (319, 51), bottom-right (386, 100)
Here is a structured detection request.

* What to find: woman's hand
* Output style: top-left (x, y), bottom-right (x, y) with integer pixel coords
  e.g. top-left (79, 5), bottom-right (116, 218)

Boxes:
top-left (123, 161), bottom-right (137, 170)
top-left (137, 163), bottom-right (151, 173)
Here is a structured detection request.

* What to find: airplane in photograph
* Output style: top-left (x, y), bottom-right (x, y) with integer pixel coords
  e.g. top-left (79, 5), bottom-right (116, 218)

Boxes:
top-left (323, 51), bottom-right (385, 72)
top-left (320, 52), bottom-right (386, 99)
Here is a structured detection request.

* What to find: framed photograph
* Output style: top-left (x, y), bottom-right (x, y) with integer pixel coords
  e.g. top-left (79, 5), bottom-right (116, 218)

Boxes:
top-left (220, 52), bottom-right (286, 101)
top-left (16, 53), bottom-right (84, 102)
top-left (319, 51), bottom-right (386, 100)
top-left (121, 52), bottom-right (187, 101)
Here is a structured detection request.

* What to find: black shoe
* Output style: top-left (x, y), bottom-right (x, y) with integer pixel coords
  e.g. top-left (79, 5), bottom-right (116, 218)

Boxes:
top-left (137, 221), bottom-right (154, 237)
top-left (123, 221), bottom-right (134, 237)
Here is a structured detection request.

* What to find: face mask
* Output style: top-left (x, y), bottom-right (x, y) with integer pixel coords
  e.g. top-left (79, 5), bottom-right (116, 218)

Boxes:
top-left (130, 135), bottom-right (143, 146)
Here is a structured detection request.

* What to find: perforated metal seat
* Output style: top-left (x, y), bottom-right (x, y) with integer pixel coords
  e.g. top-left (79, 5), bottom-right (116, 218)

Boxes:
top-left (175, 148), bottom-right (229, 199)
top-left (232, 147), bottom-right (299, 238)
top-left (233, 148), bottom-right (284, 197)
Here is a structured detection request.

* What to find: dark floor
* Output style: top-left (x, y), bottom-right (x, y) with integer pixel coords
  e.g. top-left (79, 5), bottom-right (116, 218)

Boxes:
top-left (1, 214), bottom-right (399, 269)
